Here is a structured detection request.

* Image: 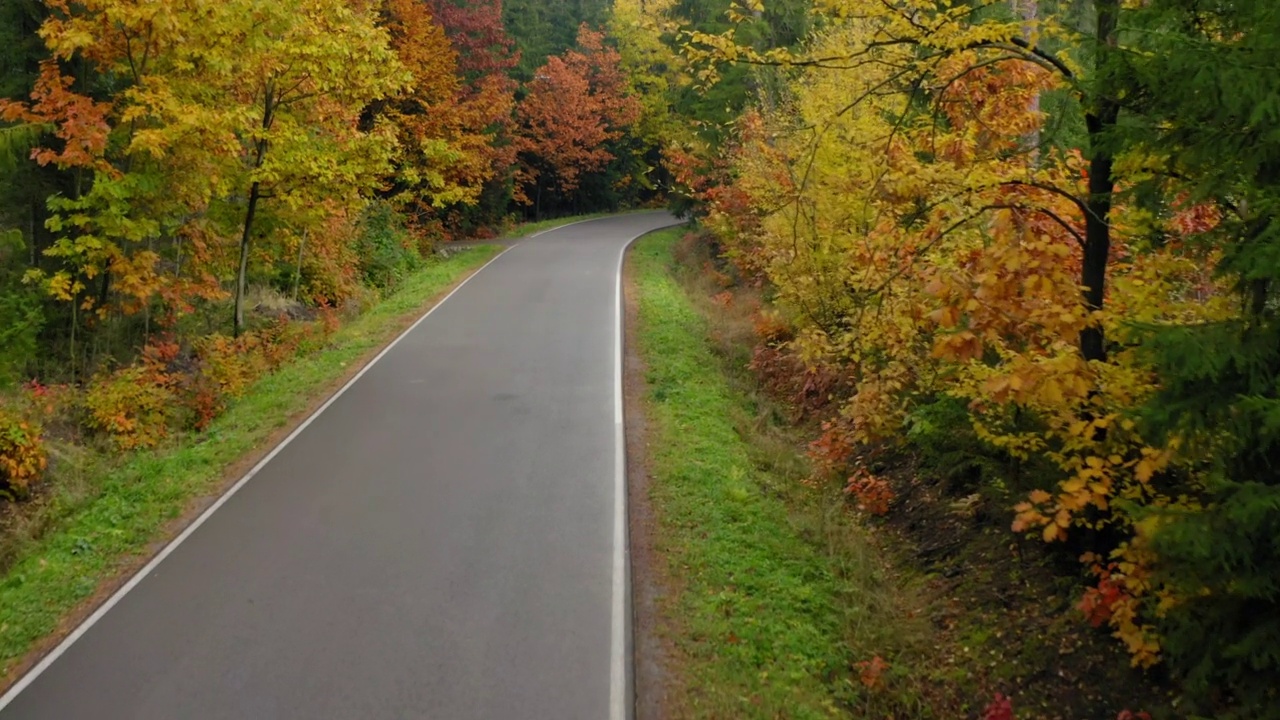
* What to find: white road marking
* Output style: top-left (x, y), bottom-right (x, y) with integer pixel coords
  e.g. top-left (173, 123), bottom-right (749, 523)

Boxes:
top-left (610, 217), bottom-right (679, 720)
top-left (611, 235), bottom-right (630, 720)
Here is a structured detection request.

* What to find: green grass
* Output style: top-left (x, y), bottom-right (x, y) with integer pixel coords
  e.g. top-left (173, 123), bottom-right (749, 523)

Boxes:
top-left (0, 246), bottom-right (499, 677)
top-left (631, 229), bottom-right (939, 718)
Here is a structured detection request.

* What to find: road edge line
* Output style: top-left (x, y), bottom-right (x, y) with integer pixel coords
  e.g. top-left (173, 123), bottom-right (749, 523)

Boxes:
top-left (0, 244), bottom-right (515, 712)
top-left (611, 219), bottom-right (681, 720)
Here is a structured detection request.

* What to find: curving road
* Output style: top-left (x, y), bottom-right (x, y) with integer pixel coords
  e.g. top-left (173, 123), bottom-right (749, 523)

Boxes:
top-left (0, 212), bottom-right (678, 720)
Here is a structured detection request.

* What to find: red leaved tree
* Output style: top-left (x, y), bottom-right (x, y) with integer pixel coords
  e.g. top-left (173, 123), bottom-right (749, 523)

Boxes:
top-left (427, 0), bottom-right (522, 190)
top-left (514, 25), bottom-right (640, 217)
top-left (426, 0), bottom-right (519, 84)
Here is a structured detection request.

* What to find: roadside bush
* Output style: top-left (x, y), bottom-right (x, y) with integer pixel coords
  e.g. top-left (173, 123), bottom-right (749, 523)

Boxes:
top-left (84, 365), bottom-right (176, 451)
top-left (356, 201), bottom-right (422, 291)
top-left (184, 320), bottom-right (318, 430)
top-left (405, 212), bottom-right (448, 255)
top-left (256, 316), bottom-right (313, 371)
top-left (903, 396), bottom-right (1036, 500)
top-left (295, 209), bottom-right (364, 308)
top-left (184, 332), bottom-right (273, 429)
top-left (183, 372), bottom-right (223, 433)
top-left (0, 404), bottom-right (46, 498)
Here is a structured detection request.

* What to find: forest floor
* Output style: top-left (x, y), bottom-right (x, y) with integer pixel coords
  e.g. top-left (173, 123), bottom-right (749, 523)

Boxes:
top-left (626, 227), bottom-right (1174, 719)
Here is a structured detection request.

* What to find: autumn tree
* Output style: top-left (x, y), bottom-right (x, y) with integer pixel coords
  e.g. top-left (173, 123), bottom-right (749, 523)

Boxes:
top-left (610, 0), bottom-right (693, 144)
top-left (670, 0), bottom-right (812, 142)
top-left (2, 0), bottom-right (405, 342)
top-left (373, 0), bottom-right (475, 212)
top-left (428, 0), bottom-right (519, 85)
top-left (681, 2), bottom-right (1280, 708)
top-left (220, 0), bottom-right (403, 335)
top-left (515, 26), bottom-right (641, 218)
top-left (426, 0), bottom-right (519, 231)
top-left (0, 1), bottom-right (183, 370)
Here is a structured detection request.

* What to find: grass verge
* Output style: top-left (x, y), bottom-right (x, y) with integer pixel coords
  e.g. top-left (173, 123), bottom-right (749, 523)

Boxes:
top-left (0, 245), bottom-right (500, 682)
top-left (632, 228), bottom-right (948, 718)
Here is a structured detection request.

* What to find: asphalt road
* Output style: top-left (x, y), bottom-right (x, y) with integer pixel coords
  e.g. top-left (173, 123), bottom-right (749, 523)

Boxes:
top-left (0, 212), bottom-right (678, 720)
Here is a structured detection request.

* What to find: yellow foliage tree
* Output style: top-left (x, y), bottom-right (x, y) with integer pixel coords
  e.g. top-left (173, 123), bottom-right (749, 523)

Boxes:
top-left (690, 1), bottom-right (1235, 667)
top-left (5, 0), bottom-right (406, 339)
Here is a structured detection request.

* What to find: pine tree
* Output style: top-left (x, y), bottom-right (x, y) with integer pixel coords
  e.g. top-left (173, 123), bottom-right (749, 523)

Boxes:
top-left (1114, 1), bottom-right (1280, 714)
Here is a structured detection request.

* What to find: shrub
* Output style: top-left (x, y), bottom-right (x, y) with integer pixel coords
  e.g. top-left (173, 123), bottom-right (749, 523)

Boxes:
top-left (194, 333), bottom-right (268, 399)
top-left (903, 396), bottom-right (1030, 499)
top-left (295, 208), bottom-right (363, 307)
top-left (405, 212), bottom-right (448, 255)
top-left (0, 289), bottom-right (42, 389)
top-left (83, 365), bottom-right (176, 451)
top-left (184, 373), bottom-right (224, 432)
top-left (844, 467), bottom-right (894, 516)
top-left (0, 404), bottom-right (46, 498)
top-left (315, 302), bottom-right (341, 339)
top-left (256, 316), bottom-right (312, 371)
top-left (356, 201), bottom-right (421, 291)
top-left (184, 321), bottom-right (316, 430)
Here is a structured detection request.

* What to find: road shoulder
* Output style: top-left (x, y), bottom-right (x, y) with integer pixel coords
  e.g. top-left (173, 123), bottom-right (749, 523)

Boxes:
top-left (624, 230), bottom-right (681, 720)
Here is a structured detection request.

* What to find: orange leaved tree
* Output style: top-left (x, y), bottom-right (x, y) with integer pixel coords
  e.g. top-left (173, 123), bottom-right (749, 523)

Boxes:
top-left (515, 26), bottom-right (640, 218)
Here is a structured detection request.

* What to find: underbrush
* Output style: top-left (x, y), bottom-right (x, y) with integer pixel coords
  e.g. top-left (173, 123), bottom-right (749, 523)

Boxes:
top-left (647, 228), bottom-right (1171, 719)
top-left (636, 228), bottom-right (964, 718)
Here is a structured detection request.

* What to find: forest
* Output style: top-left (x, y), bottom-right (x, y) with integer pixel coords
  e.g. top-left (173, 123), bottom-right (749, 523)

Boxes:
top-left (662, 0), bottom-right (1280, 717)
top-left (0, 0), bottom-right (650, 464)
top-left (3, 0), bottom-right (1280, 717)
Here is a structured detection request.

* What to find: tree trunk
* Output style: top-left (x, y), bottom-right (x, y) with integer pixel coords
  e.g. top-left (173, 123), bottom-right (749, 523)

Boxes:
top-left (69, 293), bottom-right (77, 383)
top-left (1079, 0), bottom-right (1120, 364)
top-left (292, 230), bottom-right (308, 302)
top-left (97, 268), bottom-right (111, 309)
top-left (234, 181), bottom-right (262, 338)
top-left (234, 87), bottom-right (275, 337)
